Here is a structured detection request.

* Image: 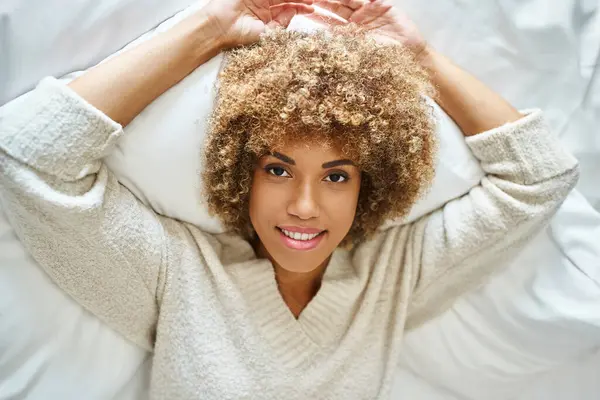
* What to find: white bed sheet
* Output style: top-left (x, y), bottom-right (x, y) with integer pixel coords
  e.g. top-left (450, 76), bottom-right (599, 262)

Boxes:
top-left (393, 350), bottom-right (600, 400)
top-left (393, 0), bottom-right (600, 398)
top-left (520, 348), bottom-right (600, 400)
top-left (1, 1), bottom-right (598, 399)
top-left (400, 0), bottom-right (600, 211)
top-left (0, 0), bottom-right (192, 104)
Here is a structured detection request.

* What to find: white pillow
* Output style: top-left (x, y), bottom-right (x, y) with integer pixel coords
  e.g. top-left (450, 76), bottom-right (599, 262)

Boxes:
top-left (396, 190), bottom-right (600, 400)
top-left (0, 0), bottom-right (193, 105)
top-left (71, 10), bottom-right (482, 234)
top-left (0, 7), bottom-right (481, 399)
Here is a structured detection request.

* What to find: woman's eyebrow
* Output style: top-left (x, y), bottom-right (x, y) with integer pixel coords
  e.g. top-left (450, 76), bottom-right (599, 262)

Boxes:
top-left (322, 159), bottom-right (355, 169)
top-left (272, 152), bottom-right (295, 165)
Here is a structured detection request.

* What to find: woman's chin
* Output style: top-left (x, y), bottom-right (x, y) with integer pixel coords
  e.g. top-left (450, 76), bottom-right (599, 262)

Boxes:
top-left (275, 260), bottom-right (327, 274)
top-left (255, 228), bottom-right (340, 273)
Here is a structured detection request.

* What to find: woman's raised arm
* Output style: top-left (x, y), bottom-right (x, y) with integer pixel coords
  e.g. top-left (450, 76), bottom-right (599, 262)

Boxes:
top-left (0, 1), bottom-right (314, 349)
top-left (318, 0), bottom-right (579, 327)
top-left (67, 12), bottom-right (224, 127)
top-left (69, 0), bottom-right (315, 126)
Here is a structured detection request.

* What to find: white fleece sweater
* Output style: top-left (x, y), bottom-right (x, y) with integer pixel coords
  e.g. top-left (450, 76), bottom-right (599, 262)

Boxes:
top-left (0, 78), bottom-right (579, 399)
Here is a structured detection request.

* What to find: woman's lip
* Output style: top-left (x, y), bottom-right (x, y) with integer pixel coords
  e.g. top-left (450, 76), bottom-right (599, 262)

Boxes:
top-left (278, 225), bottom-right (325, 234)
top-left (278, 229), bottom-right (326, 251)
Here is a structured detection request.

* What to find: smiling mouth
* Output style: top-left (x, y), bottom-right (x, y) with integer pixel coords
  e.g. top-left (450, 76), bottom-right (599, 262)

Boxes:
top-left (278, 227), bottom-right (325, 241)
top-left (276, 227), bottom-right (327, 251)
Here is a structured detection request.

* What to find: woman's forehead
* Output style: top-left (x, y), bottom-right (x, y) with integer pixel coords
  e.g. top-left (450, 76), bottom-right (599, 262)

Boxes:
top-left (267, 140), bottom-right (354, 165)
top-left (255, 126), bottom-right (365, 166)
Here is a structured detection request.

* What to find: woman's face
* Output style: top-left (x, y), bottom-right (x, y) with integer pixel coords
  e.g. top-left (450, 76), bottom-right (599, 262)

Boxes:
top-left (249, 141), bottom-right (361, 273)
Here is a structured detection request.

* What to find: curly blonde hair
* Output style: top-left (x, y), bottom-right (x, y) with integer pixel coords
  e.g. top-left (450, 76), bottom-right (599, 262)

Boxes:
top-left (203, 24), bottom-right (436, 245)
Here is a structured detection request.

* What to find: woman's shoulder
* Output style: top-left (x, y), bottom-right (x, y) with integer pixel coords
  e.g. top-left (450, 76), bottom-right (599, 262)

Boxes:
top-left (161, 218), bottom-right (258, 267)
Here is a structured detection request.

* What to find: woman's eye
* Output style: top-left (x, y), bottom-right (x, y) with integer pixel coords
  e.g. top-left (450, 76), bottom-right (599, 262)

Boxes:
top-left (325, 173), bottom-right (347, 183)
top-left (267, 167), bottom-right (290, 177)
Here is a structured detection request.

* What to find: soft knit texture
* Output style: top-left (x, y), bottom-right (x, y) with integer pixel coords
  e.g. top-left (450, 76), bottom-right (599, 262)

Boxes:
top-left (0, 78), bottom-right (579, 399)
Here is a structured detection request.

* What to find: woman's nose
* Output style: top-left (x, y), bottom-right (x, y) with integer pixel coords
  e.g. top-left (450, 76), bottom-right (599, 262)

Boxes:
top-left (287, 182), bottom-right (320, 220)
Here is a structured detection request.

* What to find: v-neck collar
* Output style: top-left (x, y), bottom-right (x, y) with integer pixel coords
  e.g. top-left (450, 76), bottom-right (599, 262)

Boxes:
top-left (228, 249), bottom-right (362, 368)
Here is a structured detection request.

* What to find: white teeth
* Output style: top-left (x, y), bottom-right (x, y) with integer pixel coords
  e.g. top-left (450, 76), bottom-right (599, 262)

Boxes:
top-left (281, 229), bottom-right (321, 241)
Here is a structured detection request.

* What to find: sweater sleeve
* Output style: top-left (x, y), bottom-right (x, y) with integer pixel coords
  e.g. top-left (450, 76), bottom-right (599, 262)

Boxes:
top-left (403, 110), bottom-right (580, 330)
top-left (0, 78), bottom-right (166, 350)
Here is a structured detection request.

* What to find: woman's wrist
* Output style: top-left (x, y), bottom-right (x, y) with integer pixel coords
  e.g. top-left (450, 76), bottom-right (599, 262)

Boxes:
top-left (167, 10), bottom-right (228, 64)
top-left (414, 44), bottom-right (522, 136)
top-left (415, 45), bottom-right (438, 75)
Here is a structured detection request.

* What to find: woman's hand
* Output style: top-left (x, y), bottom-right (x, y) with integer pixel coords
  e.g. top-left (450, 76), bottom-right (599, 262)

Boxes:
top-left (315, 0), bottom-right (522, 135)
top-left (204, 0), bottom-right (315, 47)
top-left (312, 0), bottom-right (427, 57)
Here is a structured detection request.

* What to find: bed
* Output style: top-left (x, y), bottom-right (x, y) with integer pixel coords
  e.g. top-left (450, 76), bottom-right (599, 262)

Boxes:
top-left (1, 1), bottom-right (598, 399)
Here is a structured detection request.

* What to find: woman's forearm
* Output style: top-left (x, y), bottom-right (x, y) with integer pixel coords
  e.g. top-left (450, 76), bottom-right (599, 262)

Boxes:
top-left (419, 47), bottom-right (523, 137)
top-left (68, 11), bottom-right (224, 127)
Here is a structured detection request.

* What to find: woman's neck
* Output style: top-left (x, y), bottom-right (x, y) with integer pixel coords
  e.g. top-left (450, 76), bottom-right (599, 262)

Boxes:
top-left (274, 265), bottom-right (325, 318)
top-left (273, 262), bottom-right (326, 298)
top-left (253, 237), bottom-right (328, 318)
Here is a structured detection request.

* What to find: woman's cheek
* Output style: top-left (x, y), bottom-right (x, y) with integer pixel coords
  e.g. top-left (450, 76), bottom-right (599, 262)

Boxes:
top-left (324, 185), bottom-right (360, 233)
top-left (251, 176), bottom-right (288, 219)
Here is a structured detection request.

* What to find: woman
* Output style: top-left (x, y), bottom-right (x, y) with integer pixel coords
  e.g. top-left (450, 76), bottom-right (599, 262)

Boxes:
top-left (0, 0), bottom-right (579, 398)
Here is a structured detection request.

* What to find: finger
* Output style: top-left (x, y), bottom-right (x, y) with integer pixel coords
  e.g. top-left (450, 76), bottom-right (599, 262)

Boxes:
top-left (314, 0), bottom-right (363, 20)
top-left (347, 0), bottom-right (391, 23)
top-left (270, 7), bottom-right (300, 28)
top-left (333, 0), bottom-right (366, 8)
top-left (270, 0), bottom-right (314, 6)
top-left (270, 3), bottom-right (314, 15)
